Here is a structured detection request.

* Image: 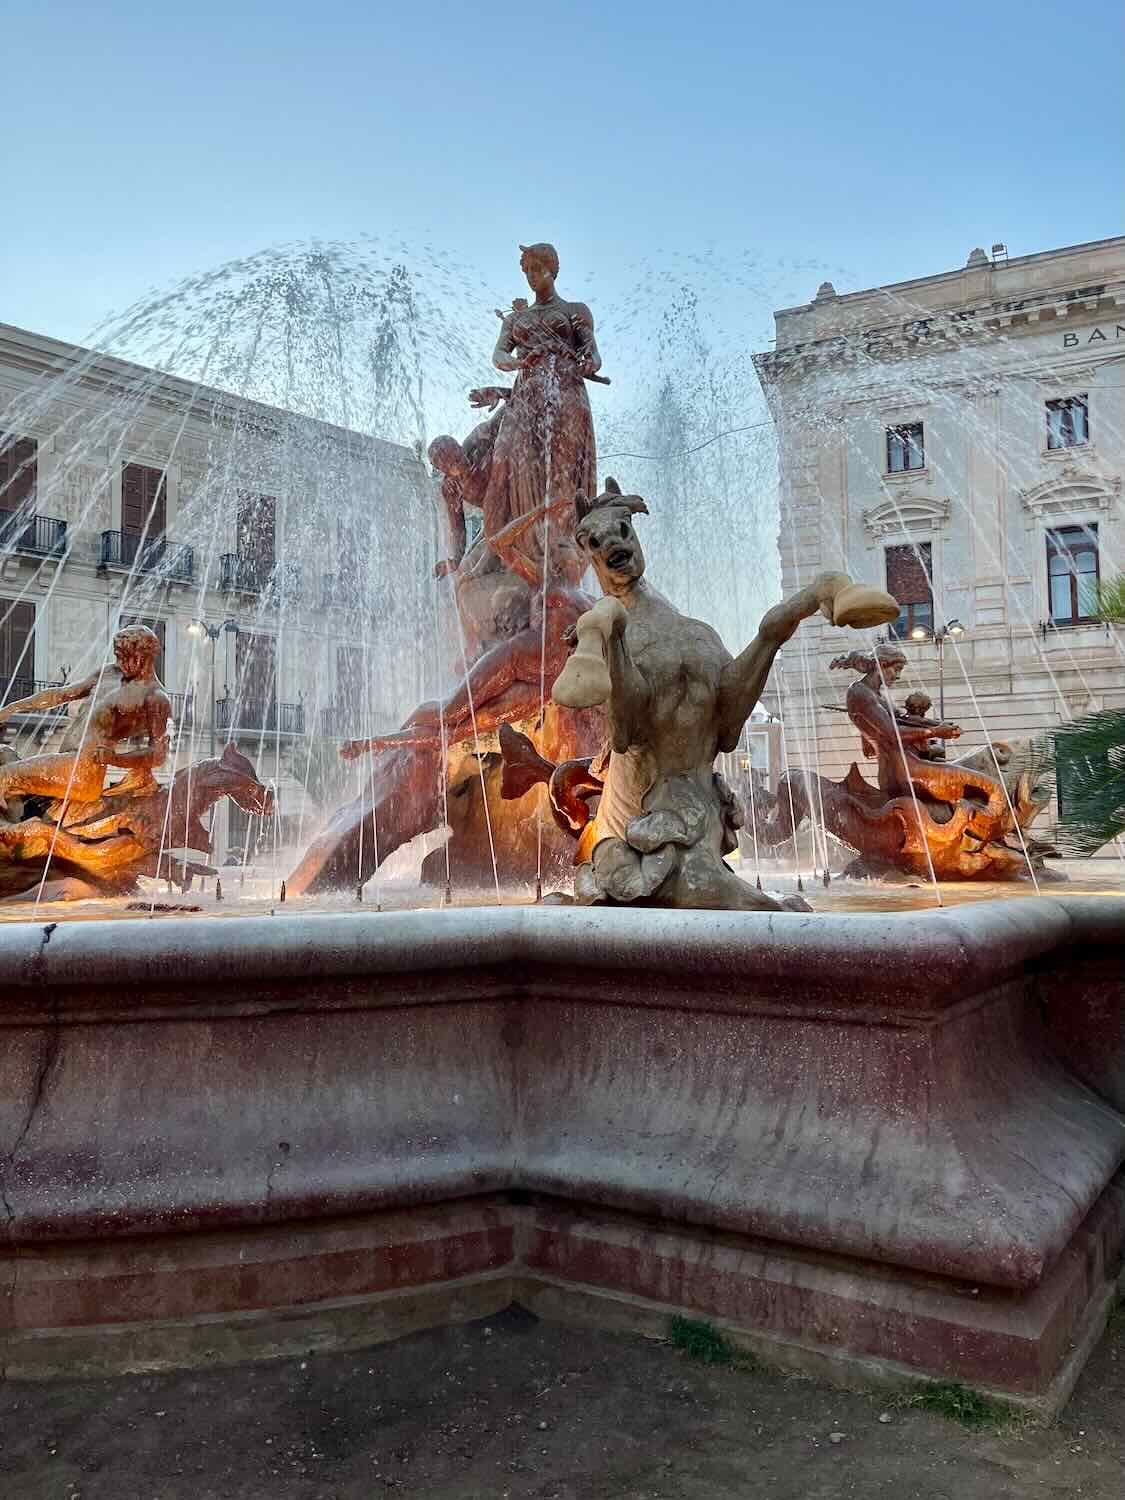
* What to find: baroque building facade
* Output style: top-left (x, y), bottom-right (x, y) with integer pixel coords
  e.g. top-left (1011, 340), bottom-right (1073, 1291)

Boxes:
top-left (0, 320), bottom-right (431, 863)
top-left (754, 235), bottom-right (1125, 844)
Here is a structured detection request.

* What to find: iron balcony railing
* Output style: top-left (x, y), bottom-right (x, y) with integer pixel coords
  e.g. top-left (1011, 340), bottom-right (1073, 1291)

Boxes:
top-left (214, 697), bottom-right (305, 735)
top-left (319, 704), bottom-right (377, 739)
top-left (219, 554), bottom-right (302, 602)
top-left (0, 510), bottom-right (68, 559)
top-left (0, 676), bottom-right (70, 717)
top-left (168, 691), bottom-right (195, 729)
top-left (100, 530), bottom-right (194, 583)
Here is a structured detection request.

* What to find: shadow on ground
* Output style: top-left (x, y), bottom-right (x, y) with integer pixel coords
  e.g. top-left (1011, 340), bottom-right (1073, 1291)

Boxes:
top-left (1, 1302), bottom-right (1122, 1499)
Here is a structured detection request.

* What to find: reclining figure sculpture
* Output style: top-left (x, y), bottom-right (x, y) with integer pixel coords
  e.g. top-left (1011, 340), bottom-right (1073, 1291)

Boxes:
top-left (0, 624), bottom-right (277, 899)
top-left (759, 643), bottom-right (1054, 880)
top-left (0, 624), bottom-right (170, 814)
top-left (531, 480), bottom-right (899, 911)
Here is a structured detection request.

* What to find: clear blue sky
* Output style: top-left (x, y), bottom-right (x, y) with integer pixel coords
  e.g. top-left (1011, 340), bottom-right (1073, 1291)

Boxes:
top-left (3, 0), bottom-right (1122, 350)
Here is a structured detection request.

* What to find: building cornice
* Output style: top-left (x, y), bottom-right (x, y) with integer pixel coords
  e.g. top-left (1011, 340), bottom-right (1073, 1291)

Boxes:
top-left (0, 321), bottom-right (419, 477)
top-left (754, 280), bottom-right (1125, 385)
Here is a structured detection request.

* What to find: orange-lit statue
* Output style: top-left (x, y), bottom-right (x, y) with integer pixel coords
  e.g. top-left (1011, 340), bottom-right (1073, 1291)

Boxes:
top-left (0, 743), bottom-right (274, 901)
top-left (288, 242), bottom-right (607, 896)
top-left (0, 624), bottom-right (170, 814)
top-left (761, 644), bottom-right (1054, 880)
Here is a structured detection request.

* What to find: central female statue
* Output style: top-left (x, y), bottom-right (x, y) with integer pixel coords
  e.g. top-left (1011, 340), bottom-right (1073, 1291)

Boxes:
top-left (481, 242), bottom-right (600, 575)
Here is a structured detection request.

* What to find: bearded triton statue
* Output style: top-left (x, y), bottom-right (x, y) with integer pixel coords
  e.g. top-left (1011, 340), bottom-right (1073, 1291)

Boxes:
top-left (501, 479), bottom-right (900, 912)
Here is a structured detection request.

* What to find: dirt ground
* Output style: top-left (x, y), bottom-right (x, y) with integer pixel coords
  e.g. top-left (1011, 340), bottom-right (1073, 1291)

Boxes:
top-left (1, 1302), bottom-right (1122, 1500)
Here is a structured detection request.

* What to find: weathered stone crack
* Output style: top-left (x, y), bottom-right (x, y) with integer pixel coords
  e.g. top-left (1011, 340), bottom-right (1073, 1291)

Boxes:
top-left (1, 924), bottom-right (61, 1240)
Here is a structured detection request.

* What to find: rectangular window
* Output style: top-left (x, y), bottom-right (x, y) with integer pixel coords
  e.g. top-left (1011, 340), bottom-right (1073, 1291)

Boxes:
top-left (235, 630), bottom-right (277, 707)
top-left (886, 422), bottom-right (925, 473)
top-left (237, 493), bottom-right (276, 566)
top-left (0, 435), bottom-right (38, 512)
top-left (0, 599), bottom-right (36, 702)
top-left (120, 613), bottom-right (167, 683)
top-left (1046, 395), bottom-right (1089, 451)
top-left (336, 644), bottom-right (364, 700)
top-left (1047, 524), bottom-right (1098, 625)
top-left (121, 462), bottom-right (166, 538)
top-left (885, 542), bottom-right (933, 640)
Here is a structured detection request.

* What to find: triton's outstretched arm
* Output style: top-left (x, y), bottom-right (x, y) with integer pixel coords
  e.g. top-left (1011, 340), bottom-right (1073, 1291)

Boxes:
top-left (715, 573), bottom-right (851, 751)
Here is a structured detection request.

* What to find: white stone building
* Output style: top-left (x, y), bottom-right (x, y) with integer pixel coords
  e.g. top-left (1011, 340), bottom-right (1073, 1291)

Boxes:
top-left (754, 236), bottom-right (1125, 842)
top-left (0, 321), bottom-right (431, 862)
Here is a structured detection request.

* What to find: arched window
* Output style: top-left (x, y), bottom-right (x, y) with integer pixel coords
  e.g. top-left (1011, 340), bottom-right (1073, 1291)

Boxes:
top-left (1047, 524), bottom-right (1099, 625)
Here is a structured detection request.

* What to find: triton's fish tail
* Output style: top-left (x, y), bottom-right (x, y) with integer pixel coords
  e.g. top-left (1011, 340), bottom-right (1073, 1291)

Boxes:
top-left (549, 760), bottom-right (603, 833)
top-left (498, 723), bottom-right (556, 801)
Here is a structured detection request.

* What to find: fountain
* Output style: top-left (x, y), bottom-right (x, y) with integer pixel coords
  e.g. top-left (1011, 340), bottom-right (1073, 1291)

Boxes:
top-left (0, 241), bottom-right (1122, 1419)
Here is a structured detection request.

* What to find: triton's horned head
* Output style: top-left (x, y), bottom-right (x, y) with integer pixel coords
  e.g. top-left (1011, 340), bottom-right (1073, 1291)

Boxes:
top-left (574, 478), bottom-right (649, 594)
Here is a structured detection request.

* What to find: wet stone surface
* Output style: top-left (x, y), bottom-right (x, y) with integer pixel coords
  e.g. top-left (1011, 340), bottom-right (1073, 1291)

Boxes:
top-left (1, 1304), bottom-right (1123, 1498)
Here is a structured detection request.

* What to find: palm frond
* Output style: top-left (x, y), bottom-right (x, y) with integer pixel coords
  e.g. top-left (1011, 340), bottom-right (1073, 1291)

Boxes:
top-left (1095, 574), bottom-right (1125, 625)
top-left (1046, 709), bottom-right (1125, 856)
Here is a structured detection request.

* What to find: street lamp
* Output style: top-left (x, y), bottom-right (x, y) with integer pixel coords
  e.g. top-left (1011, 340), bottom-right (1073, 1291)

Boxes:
top-left (909, 618), bottom-right (965, 720)
top-left (186, 619), bottom-right (239, 757)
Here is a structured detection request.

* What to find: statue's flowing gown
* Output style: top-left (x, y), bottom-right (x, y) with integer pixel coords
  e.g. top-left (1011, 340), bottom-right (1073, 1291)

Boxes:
top-left (483, 297), bottom-right (598, 574)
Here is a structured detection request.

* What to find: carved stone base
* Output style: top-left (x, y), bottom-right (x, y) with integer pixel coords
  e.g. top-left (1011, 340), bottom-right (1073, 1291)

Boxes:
top-left (2, 898), bottom-right (1122, 1409)
top-left (4, 1189), bottom-right (1121, 1415)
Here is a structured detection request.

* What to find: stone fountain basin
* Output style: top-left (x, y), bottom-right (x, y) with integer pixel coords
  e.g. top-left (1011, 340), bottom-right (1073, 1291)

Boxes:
top-left (0, 898), bottom-right (1122, 1412)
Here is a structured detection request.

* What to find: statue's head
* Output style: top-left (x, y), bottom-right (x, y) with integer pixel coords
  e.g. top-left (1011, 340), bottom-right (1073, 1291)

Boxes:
top-left (427, 433), bottom-right (467, 479)
top-left (113, 624), bottom-right (161, 680)
top-left (829, 643), bottom-right (907, 687)
top-left (904, 690), bottom-right (931, 717)
top-left (519, 242), bottom-right (559, 297)
top-left (574, 477), bottom-right (649, 594)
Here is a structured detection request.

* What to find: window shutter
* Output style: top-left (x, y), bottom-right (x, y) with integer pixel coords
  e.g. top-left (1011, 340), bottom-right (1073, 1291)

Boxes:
top-left (238, 495), bottom-right (276, 564)
top-left (885, 542), bottom-right (932, 605)
top-left (336, 645), bottom-right (364, 703)
top-left (0, 436), bottom-right (38, 511)
top-left (148, 468), bottom-right (166, 539)
top-left (237, 632), bottom-right (277, 704)
top-left (122, 465), bottom-right (146, 533)
top-left (122, 463), bottom-right (167, 536)
top-left (0, 600), bottom-right (36, 693)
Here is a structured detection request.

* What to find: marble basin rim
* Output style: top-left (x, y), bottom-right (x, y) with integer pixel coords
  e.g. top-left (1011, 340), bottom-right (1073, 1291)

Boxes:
top-left (0, 894), bottom-right (1122, 1403)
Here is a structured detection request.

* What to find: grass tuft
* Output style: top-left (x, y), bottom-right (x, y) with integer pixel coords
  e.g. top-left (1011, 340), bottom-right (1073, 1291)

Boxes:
top-left (668, 1315), bottom-right (735, 1366)
top-left (898, 1381), bottom-right (1014, 1431)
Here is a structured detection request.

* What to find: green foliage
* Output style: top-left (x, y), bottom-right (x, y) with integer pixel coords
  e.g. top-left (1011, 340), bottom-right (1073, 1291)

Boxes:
top-left (1047, 709), bottom-right (1125, 856)
top-left (1095, 573), bottom-right (1125, 624)
top-left (898, 1381), bottom-right (1014, 1431)
top-left (668, 1316), bottom-right (734, 1366)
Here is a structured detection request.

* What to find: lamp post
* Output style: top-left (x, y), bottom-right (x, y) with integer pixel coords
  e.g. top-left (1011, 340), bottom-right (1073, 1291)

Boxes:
top-left (909, 618), bottom-right (964, 720)
top-left (186, 619), bottom-right (239, 757)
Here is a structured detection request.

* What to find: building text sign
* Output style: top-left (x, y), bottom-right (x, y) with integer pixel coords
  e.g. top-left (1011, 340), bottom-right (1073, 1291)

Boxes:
top-left (1064, 325), bottom-right (1125, 347)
